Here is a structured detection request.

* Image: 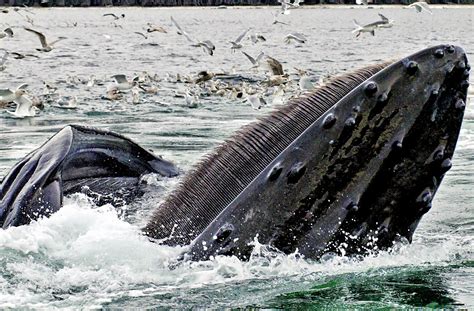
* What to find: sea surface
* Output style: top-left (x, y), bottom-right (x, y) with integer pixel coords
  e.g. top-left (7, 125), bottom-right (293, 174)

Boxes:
top-left (0, 6), bottom-right (473, 308)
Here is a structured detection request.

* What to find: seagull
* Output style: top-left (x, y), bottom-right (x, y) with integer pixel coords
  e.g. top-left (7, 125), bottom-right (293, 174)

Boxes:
top-left (284, 32), bottom-right (306, 44)
top-left (230, 28), bottom-right (251, 52)
top-left (110, 74), bottom-right (139, 91)
top-left (241, 51), bottom-right (265, 70)
top-left (245, 92), bottom-right (267, 110)
top-left (407, 1), bottom-right (433, 14)
top-left (103, 13), bottom-right (125, 20)
top-left (289, 0), bottom-right (304, 7)
top-left (295, 68), bottom-right (314, 91)
top-left (262, 55), bottom-right (284, 76)
top-left (170, 16), bottom-right (215, 56)
top-left (0, 85), bottom-right (37, 118)
top-left (103, 86), bottom-right (123, 101)
top-left (139, 84), bottom-right (159, 94)
top-left (10, 51), bottom-right (39, 59)
top-left (53, 96), bottom-right (77, 109)
top-left (43, 81), bottom-right (58, 94)
top-left (278, 0), bottom-right (292, 15)
top-left (185, 90), bottom-right (199, 108)
top-left (131, 86), bottom-right (140, 104)
top-left (146, 23), bottom-right (167, 33)
top-left (195, 71), bottom-right (215, 84)
top-left (271, 10), bottom-right (289, 25)
top-left (24, 27), bottom-right (66, 52)
top-left (352, 19), bottom-right (378, 37)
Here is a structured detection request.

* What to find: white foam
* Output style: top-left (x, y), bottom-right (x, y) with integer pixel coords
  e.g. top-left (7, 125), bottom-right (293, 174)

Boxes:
top-left (0, 193), bottom-right (472, 308)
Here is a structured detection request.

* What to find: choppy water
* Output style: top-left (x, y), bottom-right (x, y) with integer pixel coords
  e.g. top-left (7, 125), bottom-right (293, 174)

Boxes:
top-left (0, 6), bottom-right (473, 308)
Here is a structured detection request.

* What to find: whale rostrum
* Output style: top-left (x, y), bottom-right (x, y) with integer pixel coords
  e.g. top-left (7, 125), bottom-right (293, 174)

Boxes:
top-left (0, 45), bottom-right (469, 261)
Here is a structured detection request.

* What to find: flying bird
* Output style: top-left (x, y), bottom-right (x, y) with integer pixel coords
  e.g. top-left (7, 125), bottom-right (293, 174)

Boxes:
top-left (146, 23), bottom-right (167, 33)
top-left (284, 32), bottom-right (306, 44)
top-left (103, 13), bottom-right (125, 20)
top-left (407, 1), bottom-right (433, 14)
top-left (170, 16), bottom-right (215, 56)
top-left (24, 27), bottom-right (66, 52)
top-left (241, 51), bottom-right (265, 70)
top-left (230, 28), bottom-right (251, 52)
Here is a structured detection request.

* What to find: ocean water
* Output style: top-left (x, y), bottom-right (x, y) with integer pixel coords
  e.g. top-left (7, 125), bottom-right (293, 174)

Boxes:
top-left (0, 6), bottom-right (473, 308)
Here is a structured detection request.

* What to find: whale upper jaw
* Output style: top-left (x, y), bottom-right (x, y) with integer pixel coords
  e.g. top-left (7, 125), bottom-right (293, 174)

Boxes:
top-left (184, 44), bottom-right (468, 261)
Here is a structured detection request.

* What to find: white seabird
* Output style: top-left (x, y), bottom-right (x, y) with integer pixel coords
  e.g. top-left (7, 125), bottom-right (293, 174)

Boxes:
top-left (245, 92), bottom-right (267, 110)
top-left (24, 27), bottom-right (66, 52)
top-left (0, 85), bottom-right (37, 118)
top-left (241, 51), bottom-right (265, 70)
top-left (407, 1), bottom-right (433, 14)
top-left (170, 16), bottom-right (216, 56)
top-left (230, 28), bottom-right (251, 52)
top-left (110, 74), bottom-right (139, 91)
top-left (284, 32), bottom-right (307, 44)
top-left (53, 95), bottom-right (78, 109)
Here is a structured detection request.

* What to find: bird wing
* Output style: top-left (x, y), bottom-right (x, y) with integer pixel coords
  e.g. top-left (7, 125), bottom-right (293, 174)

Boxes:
top-left (171, 16), bottom-right (186, 35)
top-left (112, 74), bottom-right (127, 83)
top-left (378, 13), bottom-right (389, 22)
top-left (49, 37), bottom-right (66, 46)
top-left (24, 27), bottom-right (48, 48)
top-left (235, 28), bottom-right (250, 44)
top-left (255, 51), bottom-right (265, 63)
top-left (134, 31), bottom-right (147, 39)
top-left (4, 28), bottom-right (13, 37)
top-left (241, 51), bottom-right (257, 65)
top-left (14, 95), bottom-right (33, 116)
top-left (201, 44), bottom-right (213, 56)
top-left (17, 83), bottom-right (28, 90)
top-left (265, 56), bottom-right (284, 76)
top-left (417, 2), bottom-right (433, 13)
top-left (201, 40), bottom-right (215, 50)
top-left (103, 13), bottom-right (118, 19)
top-left (291, 32), bottom-right (306, 40)
top-left (182, 32), bottom-right (197, 44)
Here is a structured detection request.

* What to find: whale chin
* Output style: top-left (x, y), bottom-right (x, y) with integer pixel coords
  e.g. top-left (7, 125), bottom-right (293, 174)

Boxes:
top-left (0, 45), bottom-right (469, 262)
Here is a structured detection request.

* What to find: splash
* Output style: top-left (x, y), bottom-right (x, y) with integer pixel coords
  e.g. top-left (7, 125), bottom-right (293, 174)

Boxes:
top-left (0, 193), bottom-right (471, 308)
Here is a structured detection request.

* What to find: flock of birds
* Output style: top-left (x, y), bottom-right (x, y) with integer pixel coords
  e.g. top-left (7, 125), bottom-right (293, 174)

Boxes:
top-left (0, 0), bottom-right (437, 118)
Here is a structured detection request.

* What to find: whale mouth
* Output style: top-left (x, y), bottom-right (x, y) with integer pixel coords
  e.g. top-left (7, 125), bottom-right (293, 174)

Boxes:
top-left (0, 125), bottom-right (179, 229)
top-left (144, 44), bottom-right (468, 261)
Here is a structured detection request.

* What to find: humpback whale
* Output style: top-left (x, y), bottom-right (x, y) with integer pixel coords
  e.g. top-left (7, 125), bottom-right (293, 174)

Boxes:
top-left (0, 45), bottom-right (469, 262)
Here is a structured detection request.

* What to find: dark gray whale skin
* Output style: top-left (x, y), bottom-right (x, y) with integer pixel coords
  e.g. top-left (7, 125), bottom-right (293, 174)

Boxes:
top-left (0, 45), bottom-right (469, 262)
top-left (0, 125), bottom-right (179, 228)
top-left (183, 44), bottom-right (469, 260)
